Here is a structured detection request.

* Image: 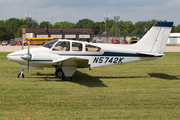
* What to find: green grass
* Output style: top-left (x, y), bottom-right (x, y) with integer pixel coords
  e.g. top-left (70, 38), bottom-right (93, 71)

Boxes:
top-left (166, 44), bottom-right (180, 46)
top-left (0, 52), bottom-right (180, 119)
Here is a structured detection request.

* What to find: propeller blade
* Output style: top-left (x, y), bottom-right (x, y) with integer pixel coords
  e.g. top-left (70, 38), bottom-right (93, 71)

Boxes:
top-left (28, 40), bottom-right (30, 55)
top-left (27, 39), bottom-right (30, 73)
top-left (27, 60), bottom-right (29, 73)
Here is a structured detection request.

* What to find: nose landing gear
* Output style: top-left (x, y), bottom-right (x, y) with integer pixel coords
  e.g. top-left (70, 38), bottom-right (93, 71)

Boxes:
top-left (17, 67), bottom-right (25, 78)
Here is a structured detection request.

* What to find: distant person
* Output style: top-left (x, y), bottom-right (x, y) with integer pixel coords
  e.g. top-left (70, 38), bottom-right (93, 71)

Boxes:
top-left (61, 42), bottom-right (66, 51)
top-left (78, 44), bottom-right (82, 51)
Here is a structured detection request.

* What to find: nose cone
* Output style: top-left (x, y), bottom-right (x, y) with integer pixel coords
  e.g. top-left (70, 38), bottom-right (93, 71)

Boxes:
top-left (7, 53), bottom-right (14, 60)
top-left (7, 51), bottom-right (25, 63)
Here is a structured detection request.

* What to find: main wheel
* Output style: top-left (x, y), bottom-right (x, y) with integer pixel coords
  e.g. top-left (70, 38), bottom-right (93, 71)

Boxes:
top-left (17, 73), bottom-right (24, 78)
top-left (55, 69), bottom-right (63, 77)
top-left (24, 43), bottom-right (27, 46)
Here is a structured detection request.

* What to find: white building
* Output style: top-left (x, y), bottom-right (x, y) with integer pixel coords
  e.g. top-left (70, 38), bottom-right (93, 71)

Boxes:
top-left (167, 33), bottom-right (180, 44)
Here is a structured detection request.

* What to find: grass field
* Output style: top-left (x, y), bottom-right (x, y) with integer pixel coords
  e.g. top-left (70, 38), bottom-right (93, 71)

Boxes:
top-left (0, 52), bottom-right (180, 119)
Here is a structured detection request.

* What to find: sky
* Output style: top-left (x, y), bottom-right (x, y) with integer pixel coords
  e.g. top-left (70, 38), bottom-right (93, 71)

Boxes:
top-left (0, 0), bottom-right (180, 26)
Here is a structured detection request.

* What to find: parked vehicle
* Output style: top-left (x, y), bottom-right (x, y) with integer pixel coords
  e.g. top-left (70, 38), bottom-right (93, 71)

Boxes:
top-left (130, 37), bottom-right (138, 44)
top-left (121, 39), bottom-right (128, 44)
top-left (10, 41), bottom-right (17, 46)
top-left (24, 38), bottom-right (54, 46)
top-left (16, 41), bottom-right (22, 46)
top-left (110, 39), bottom-right (120, 44)
top-left (92, 39), bottom-right (103, 43)
top-left (2, 40), bottom-right (8, 46)
top-left (92, 40), bottom-right (96, 43)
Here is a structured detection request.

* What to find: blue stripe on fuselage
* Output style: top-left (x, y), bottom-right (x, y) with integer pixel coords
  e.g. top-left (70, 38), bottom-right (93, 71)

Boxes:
top-left (58, 52), bottom-right (162, 57)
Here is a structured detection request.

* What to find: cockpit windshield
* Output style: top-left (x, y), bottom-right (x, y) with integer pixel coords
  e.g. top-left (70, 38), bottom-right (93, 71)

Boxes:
top-left (43, 40), bottom-right (58, 49)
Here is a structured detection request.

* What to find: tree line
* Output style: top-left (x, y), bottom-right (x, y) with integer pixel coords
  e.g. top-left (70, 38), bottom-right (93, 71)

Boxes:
top-left (0, 18), bottom-right (180, 41)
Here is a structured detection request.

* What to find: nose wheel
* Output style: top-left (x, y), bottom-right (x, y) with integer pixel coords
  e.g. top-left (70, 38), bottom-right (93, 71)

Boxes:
top-left (18, 67), bottom-right (25, 78)
top-left (18, 73), bottom-right (24, 78)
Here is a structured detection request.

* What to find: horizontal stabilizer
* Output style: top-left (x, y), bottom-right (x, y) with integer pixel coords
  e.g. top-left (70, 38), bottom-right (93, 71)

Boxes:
top-left (136, 51), bottom-right (165, 57)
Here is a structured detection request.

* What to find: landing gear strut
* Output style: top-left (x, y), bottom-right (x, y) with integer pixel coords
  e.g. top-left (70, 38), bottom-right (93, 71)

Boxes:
top-left (17, 67), bottom-right (24, 78)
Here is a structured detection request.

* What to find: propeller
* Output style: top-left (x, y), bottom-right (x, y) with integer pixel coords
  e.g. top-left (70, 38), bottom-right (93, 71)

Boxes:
top-left (27, 40), bottom-right (30, 72)
top-left (21, 39), bottom-right (31, 72)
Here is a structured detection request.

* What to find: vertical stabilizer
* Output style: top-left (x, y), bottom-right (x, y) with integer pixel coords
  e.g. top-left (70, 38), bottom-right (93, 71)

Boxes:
top-left (134, 22), bottom-right (173, 54)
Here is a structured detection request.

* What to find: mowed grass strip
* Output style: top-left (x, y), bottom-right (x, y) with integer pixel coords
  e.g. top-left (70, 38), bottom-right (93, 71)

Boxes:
top-left (0, 52), bottom-right (180, 119)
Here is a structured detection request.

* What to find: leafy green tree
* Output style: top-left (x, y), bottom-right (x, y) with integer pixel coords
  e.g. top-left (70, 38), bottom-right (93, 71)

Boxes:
top-left (99, 22), bottom-right (105, 35)
top-left (75, 19), bottom-right (96, 34)
top-left (119, 21), bottom-right (135, 35)
top-left (109, 24), bottom-right (115, 35)
top-left (174, 25), bottom-right (180, 32)
top-left (134, 21), bottom-right (148, 34)
top-left (4, 18), bottom-right (25, 38)
top-left (108, 19), bottom-right (115, 31)
top-left (0, 21), bottom-right (12, 41)
top-left (75, 19), bottom-right (95, 28)
top-left (39, 21), bottom-right (52, 28)
top-left (15, 25), bottom-right (26, 38)
top-left (171, 25), bottom-right (175, 33)
top-left (145, 19), bottom-right (157, 31)
top-left (24, 17), bottom-right (38, 28)
top-left (53, 21), bottom-right (74, 28)
top-left (134, 20), bottom-right (157, 35)
top-left (89, 21), bottom-right (105, 35)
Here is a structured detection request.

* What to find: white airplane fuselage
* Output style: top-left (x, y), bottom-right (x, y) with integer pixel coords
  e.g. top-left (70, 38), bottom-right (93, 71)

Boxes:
top-left (7, 42), bottom-right (159, 68)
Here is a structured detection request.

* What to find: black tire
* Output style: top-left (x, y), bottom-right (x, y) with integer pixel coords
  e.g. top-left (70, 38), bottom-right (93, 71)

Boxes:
top-left (24, 43), bottom-right (27, 46)
top-left (17, 73), bottom-right (24, 78)
top-left (55, 69), bottom-right (63, 77)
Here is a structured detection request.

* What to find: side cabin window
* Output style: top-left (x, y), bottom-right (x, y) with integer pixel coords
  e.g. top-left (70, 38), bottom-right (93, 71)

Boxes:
top-left (72, 42), bottom-right (82, 51)
top-left (52, 41), bottom-right (70, 51)
top-left (85, 44), bottom-right (101, 52)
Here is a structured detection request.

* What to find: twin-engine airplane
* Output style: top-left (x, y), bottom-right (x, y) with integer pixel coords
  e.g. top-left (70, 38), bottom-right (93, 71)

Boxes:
top-left (7, 21), bottom-right (173, 81)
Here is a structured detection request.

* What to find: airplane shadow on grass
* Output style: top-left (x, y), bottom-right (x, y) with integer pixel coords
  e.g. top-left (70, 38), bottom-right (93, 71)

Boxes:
top-left (31, 71), bottom-right (108, 87)
top-left (30, 71), bottom-right (148, 87)
top-left (148, 73), bottom-right (179, 80)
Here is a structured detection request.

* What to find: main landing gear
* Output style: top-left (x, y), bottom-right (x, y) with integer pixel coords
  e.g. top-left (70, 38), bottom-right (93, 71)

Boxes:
top-left (55, 69), bottom-right (72, 81)
top-left (17, 65), bottom-right (74, 81)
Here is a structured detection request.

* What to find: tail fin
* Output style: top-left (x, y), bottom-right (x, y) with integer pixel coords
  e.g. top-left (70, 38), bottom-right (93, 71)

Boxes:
top-left (134, 22), bottom-right (173, 54)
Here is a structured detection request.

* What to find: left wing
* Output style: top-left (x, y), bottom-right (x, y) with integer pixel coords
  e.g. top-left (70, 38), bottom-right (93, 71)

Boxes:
top-left (53, 57), bottom-right (90, 68)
